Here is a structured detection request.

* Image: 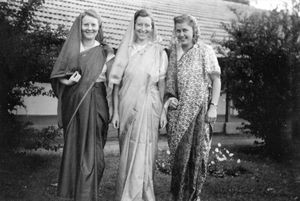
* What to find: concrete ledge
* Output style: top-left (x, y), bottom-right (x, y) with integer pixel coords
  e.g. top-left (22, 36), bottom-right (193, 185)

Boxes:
top-left (224, 122), bottom-right (247, 134)
top-left (16, 115), bottom-right (248, 136)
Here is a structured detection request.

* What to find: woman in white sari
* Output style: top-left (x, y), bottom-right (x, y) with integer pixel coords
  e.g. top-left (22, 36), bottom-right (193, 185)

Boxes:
top-left (110, 9), bottom-right (168, 201)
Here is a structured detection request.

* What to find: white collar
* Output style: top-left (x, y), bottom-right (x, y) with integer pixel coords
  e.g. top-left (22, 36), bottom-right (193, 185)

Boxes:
top-left (80, 40), bottom-right (100, 53)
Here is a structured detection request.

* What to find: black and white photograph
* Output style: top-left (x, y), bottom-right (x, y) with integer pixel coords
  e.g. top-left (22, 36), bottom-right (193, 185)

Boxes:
top-left (0, 0), bottom-right (299, 200)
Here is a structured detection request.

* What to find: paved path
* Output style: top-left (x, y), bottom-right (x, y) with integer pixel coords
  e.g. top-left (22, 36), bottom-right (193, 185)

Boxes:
top-left (19, 115), bottom-right (247, 134)
top-left (104, 134), bottom-right (260, 154)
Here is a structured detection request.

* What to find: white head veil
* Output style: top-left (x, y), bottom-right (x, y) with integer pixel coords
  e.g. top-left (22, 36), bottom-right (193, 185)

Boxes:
top-left (109, 9), bottom-right (159, 86)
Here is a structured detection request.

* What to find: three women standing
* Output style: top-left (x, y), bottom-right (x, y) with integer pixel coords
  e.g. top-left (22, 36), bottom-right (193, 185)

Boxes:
top-left (51, 8), bottom-right (220, 201)
top-left (110, 9), bottom-right (168, 201)
top-left (165, 15), bottom-right (221, 201)
top-left (50, 9), bottom-right (114, 201)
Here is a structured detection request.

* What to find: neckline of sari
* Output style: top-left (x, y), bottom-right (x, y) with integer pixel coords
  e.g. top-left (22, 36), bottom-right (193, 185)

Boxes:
top-left (130, 41), bottom-right (154, 57)
top-left (79, 45), bottom-right (100, 57)
top-left (80, 40), bottom-right (100, 53)
top-left (177, 42), bottom-right (201, 63)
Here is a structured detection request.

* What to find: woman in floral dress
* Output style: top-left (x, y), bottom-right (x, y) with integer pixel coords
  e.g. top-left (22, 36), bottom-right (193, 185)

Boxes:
top-left (165, 14), bottom-right (221, 201)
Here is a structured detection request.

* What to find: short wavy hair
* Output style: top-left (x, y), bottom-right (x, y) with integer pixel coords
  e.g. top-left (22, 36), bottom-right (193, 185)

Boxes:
top-left (173, 14), bottom-right (201, 43)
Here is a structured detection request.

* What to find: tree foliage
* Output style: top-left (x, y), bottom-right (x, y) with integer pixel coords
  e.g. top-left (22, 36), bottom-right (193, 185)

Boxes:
top-left (0, 0), bottom-right (66, 150)
top-left (220, 3), bottom-right (300, 157)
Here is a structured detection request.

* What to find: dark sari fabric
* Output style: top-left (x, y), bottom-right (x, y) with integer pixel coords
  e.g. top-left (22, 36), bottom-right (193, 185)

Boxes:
top-left (50, 10), bottom-right (113, 201)
top-left (56, 46), bottom-right (109, 201)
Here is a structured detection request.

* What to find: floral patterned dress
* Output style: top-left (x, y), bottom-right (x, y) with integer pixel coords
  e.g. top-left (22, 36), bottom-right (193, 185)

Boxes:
top-left (165, 41), bottom-right (221, 201)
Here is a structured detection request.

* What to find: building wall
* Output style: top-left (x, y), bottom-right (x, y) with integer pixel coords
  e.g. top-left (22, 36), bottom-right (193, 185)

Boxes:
top-left (15, 83), bottom-right (229, 120)
top-left (16, 84), bottom-right (229, 116)
top-left (16, 83), bottom-right (242, 133)
top-left (15, 84), bottom-right (57, 116)
top-left (12, 0), bottom-right (249, 131)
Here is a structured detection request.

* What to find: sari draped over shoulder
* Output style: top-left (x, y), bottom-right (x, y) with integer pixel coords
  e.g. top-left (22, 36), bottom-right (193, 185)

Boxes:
top-left (50, 12), bottom-right (114, 201)
top-left (109, 17), bottom-right (168, 201)
top-left (165, 19), bottom-right (220, 200)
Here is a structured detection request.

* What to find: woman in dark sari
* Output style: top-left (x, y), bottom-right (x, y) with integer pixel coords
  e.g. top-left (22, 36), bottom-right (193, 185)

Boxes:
top-left (165, 15), bottom-right (221, 201)
top-left (50, 9), bottom-right (114, 201)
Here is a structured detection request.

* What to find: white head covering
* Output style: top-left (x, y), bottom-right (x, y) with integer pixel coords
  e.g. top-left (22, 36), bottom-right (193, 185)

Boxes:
top-left (109, 9), bottom-right (159, 85)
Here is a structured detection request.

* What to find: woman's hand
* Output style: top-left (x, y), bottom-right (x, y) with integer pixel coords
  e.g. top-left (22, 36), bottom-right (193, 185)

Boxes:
top-left (59, 71), bottom-right (81, 86)
top-left (160, 109), bottom-right (167, 129)
top-left (69, 71), bottom-right (81, 84)
top-left (205, 104), bottom-right (217, 124)
top-left (111, 113), bottom-right (120, 129)
top-left (168, 97), bottom-right (179, 109)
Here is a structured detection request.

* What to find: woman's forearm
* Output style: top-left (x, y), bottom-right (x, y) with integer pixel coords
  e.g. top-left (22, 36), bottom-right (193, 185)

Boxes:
top-left (59, 77), bottom-right (71, 85)
top-left (112, 84), bottom-right (120, 115)
top-left (210, 75), bottom-right (221, 106)
top-left (158, 79), bottom-right (165, 105)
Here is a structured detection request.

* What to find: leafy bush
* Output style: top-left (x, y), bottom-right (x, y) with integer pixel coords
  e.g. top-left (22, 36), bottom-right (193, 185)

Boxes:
top-left (156, 143), bottom-right (250, 178)
top-left (22, 126), bottom-right (63, 151)
top-left (156, 149), bottom-right (172, 175)
top-left (0, 1), bottom-right (66, 150)
top-left (208, 143), bottom-right (250, 177)
top-left (0, 122), bottom-right (63, 152)
top-left (219, 4), bottom-right (300, 157)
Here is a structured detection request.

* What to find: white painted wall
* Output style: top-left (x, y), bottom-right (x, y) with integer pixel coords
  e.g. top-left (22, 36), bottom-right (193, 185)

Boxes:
top-left (16, 83), bottom-right (230, 116)
top-left (15, 83), bottom-right (57, 115)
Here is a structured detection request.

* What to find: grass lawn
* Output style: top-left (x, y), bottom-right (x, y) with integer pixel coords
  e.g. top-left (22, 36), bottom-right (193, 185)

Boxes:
top-left (0, 142), bottom-right (299, 201)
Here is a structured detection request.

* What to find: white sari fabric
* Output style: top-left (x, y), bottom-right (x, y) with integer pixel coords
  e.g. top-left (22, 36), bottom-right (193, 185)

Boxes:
top-left (110, 16), bottom-right (168, 201)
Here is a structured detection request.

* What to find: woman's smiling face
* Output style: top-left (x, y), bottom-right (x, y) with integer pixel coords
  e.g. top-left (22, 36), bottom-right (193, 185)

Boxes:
top-left (81, 15), bottom-right (99, 41)
top-left (134, 16), bottom-right (153, 43)
top-left (175, 21), bottom-right (194, 47)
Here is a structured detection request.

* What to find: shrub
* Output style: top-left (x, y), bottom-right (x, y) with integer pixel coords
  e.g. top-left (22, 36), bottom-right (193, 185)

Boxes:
top-left (0, 1), bottom-right (65, 150)
top-left (208, 143), bottom-right (249, 177)
top-left (219, 4), bottom-right (300, 157)
top-left (22, 126), bottom-right (63, 152)
top-left (156, 143), bottom-right (250, 178)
